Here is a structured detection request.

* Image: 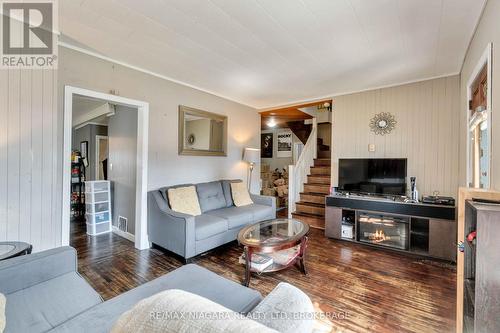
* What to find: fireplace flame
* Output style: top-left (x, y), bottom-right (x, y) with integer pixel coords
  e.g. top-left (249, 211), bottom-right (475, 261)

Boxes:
top-left (369, 230), bottom-right (386, 243)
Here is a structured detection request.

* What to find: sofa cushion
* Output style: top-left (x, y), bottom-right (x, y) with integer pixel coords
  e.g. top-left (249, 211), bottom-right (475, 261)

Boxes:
top-left (195, 214), bottom-right (228, 241)
top-left (231, 182), bottom-right (254, 207)
top-left (206, 207), bottom-right (253, 230)
top-left (5, 272), bottom-right (102, 333)
top-left (239, 204), bottom-right (275, 222)
top-left (111, 289), bottom-right (277, 333)
top-left (167, 186), bottom-right (202, 216)
top-left (49, 264), bottom-right (262, 333)
top-left (221, 179), bottom-right (242, 207)
top-left (196, 181), bottom-right (227, 213)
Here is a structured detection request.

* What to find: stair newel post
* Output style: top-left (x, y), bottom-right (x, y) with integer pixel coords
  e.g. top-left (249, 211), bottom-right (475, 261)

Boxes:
top-left (288, 164), bottom-right (295, 219)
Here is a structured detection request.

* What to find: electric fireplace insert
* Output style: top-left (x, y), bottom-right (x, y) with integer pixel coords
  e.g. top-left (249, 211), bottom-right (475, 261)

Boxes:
top-left (357, 212), bottom-right (409, 250)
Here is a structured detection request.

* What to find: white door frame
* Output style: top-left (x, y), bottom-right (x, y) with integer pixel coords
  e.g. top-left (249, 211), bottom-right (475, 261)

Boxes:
top-left (95, 135), bottom-right (108, 180)
top-left (63, 85), bottom-right (150, 250)
top-left (466, 43), bottom-right (492, 188)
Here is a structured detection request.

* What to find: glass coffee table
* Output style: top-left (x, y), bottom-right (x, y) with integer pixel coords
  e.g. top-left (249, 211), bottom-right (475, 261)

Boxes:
top-left (237, 218), bottom-right (309, 286)
top-left (0, 241), bottom-right (32, 261)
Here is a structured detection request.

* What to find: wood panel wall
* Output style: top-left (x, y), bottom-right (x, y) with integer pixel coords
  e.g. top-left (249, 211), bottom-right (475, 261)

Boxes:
top-left (332, 75), bottom-right (460, 197)
top-left (0, 69), bottom-right (60, 251)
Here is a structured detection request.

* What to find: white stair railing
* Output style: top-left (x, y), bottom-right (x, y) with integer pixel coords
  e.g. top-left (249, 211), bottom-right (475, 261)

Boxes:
top-left (288, 118), bottom-right (317, 218)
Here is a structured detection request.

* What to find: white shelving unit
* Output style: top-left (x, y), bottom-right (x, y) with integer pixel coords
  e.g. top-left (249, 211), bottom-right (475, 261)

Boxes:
top-left (84, 180), bottom-right (112, 236)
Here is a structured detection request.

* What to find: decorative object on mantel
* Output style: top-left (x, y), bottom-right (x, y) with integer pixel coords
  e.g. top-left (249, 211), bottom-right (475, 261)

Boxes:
top-left (317, 101), bottom-right (332, 112)
top-left (370, 112), bottom-right (397, 135)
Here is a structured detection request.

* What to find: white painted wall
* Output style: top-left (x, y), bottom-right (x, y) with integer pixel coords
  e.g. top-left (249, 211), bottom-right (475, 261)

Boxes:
top-left (58, 46), bottom-right (261, 196)
top-left (108, 106), bottom-right (137, 235)
top-left (459, 0), bottom-right (500, 191)
top-left (0, 69), bottom-right (60, 251)
top-left (332, 75), bottom-right (460, 197)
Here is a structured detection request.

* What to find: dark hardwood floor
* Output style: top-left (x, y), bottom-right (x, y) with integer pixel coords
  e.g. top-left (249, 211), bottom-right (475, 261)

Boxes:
top-left (71, 221), bottom-right (456, 333)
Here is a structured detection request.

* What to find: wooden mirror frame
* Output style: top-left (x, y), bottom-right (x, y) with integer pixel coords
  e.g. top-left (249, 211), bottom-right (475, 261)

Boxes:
top-left (178, 105), bottom-right (228, 156)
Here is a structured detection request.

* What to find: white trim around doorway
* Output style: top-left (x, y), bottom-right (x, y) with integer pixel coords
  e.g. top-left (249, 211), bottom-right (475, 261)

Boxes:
top-left (62, 85), bottom-right (150, 250)
top-left (465, 43), bottom-right (492, 188)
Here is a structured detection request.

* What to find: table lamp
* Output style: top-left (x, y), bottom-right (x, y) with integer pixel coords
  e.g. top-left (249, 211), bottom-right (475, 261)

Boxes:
top-left (243, 148), bottom-right (260, 190)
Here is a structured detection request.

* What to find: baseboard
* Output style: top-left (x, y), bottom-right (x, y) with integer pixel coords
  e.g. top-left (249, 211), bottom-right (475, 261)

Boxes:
top-left (112, 226), bottom-right (135, 242)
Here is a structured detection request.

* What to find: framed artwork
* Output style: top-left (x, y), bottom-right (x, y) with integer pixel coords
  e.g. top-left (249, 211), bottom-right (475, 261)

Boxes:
top-left (80, 141), bottom-right (88, 159)
top-left (261, 133), bottom-right (273, 158)
top-left (277, 129), bottom-right (292, 158)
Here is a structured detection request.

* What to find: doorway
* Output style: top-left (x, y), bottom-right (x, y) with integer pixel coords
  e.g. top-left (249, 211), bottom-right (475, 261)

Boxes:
top-left (63, 86), bottom-right (149, 250)
top-left (466, 43), bottom-right (492, 189)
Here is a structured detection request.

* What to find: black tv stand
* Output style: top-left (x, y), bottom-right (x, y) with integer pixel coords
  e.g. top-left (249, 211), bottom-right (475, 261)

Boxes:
top-left (325, 194), bottom-right (457, 261)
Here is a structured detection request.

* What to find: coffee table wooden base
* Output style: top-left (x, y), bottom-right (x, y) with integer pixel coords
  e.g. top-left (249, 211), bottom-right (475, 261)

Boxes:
top-left (243, 236), bottom-right (308, 287)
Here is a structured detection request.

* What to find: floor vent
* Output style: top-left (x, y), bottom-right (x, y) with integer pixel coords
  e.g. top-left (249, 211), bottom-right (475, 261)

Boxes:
top-left (115, 216), bottom-right (128, 232)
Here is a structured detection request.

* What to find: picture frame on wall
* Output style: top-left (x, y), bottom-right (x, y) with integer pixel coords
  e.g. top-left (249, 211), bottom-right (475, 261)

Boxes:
top-left (80, 141), bottom-right (88, 159)
top-left (80, 141), bottom-right (89, 167)
top-left (277, 129), bottom-right (292, 158)
top-left (261, 133), bottom-right (273, 158)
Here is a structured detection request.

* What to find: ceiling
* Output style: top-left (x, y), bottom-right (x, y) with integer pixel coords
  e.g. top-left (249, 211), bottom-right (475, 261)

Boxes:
top-left (60, 0), bottom-right (486, 109)
top-left (72, 95), bottom-right (110, 127)
top-left (260, 100), bottom-right (327, 129)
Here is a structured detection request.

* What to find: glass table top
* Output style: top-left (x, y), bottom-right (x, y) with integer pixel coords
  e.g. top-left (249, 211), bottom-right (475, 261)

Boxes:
top-left (0, 244), bottom-right (15, 256)
top-left (239, 218), bottom-right (309, 247)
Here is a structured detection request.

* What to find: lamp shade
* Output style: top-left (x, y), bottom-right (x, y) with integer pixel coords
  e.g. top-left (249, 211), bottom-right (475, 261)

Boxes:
top-left (243, 148), bottom-right (260, 164)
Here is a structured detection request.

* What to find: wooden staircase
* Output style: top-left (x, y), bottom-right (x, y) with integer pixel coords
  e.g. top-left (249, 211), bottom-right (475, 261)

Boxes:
top-left (291, 158), bottom-right (331, 229)
top-left (286, 121), bottom-right (312, 144)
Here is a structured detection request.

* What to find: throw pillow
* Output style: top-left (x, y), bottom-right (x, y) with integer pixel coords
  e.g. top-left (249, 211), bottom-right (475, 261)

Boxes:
top-left (231, 182), bottom-right (253, 207)
top-left (0, 293), bottom-right (5, 333)
top-left (248, 282), bottom-right (315, 333)
top-left (167, 186), bottom-right (202, 216)
top-left (111, 289), bottom-right (277, 333)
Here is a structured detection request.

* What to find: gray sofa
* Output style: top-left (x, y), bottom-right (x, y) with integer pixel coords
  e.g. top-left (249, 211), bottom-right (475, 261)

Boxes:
top-left (148, 180), bottom-right (276, 260)
top-left (0, 247), bottom-right (313, 333)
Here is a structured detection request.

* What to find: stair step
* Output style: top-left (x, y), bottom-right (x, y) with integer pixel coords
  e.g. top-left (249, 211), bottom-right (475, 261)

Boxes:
top-left (314, 159), bottom-right (331, 167)
top-left (295, 202), bottom-right (325, 216)
top-left (317, 151), bottom-right (331, 159)
top-left (291, 212), bottom-right (325, 230)
top-left (310, 166), bottom-right (330, 176)
top-left (300, 192), bottom-right (326, 205)
top-left (307, 175), bottom-right (330, 185)
top-left (304, 183), bottom-right (330, 195)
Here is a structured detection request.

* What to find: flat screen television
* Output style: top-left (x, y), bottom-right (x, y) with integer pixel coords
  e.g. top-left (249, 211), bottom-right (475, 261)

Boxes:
top-left (338, 158), bottom-right (407, 196)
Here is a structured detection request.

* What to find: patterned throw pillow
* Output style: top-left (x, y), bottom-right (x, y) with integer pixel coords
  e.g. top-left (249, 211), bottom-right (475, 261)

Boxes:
top-left (111, 289), bottom-right (277, 333)
top-left (167, 186), bottom-right (202, 216)
top-left (0, 293), bottom-right (5, 333)
top-left (230, 182), bottom-right (254, 207)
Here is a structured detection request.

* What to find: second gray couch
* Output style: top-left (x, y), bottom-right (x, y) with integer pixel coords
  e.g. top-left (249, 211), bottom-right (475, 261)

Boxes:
top-left (148, 179), bottom-right (276, 260)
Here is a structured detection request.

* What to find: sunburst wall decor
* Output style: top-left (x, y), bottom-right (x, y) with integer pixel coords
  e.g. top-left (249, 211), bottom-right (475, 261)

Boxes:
top-left (370, 112), bottom-right (397, 135)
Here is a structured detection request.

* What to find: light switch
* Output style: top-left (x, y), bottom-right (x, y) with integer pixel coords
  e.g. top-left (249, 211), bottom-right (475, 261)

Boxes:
top-left (368, 144), bottom-right (375, 152)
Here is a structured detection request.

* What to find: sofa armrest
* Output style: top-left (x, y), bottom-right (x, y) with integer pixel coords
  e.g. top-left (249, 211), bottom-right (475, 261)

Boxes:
top-left (251, 194), bottom-right (276, 210)
top-left (148, 191), bottom-right (196, 259)
top-left (0, 246), bottom-right (78, 295)
top-left (247, 282), bottom-right (314, 333)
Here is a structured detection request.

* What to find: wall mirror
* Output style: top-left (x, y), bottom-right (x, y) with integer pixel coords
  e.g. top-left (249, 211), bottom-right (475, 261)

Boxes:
top-left (178, 105), bottom-right (227, 156)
